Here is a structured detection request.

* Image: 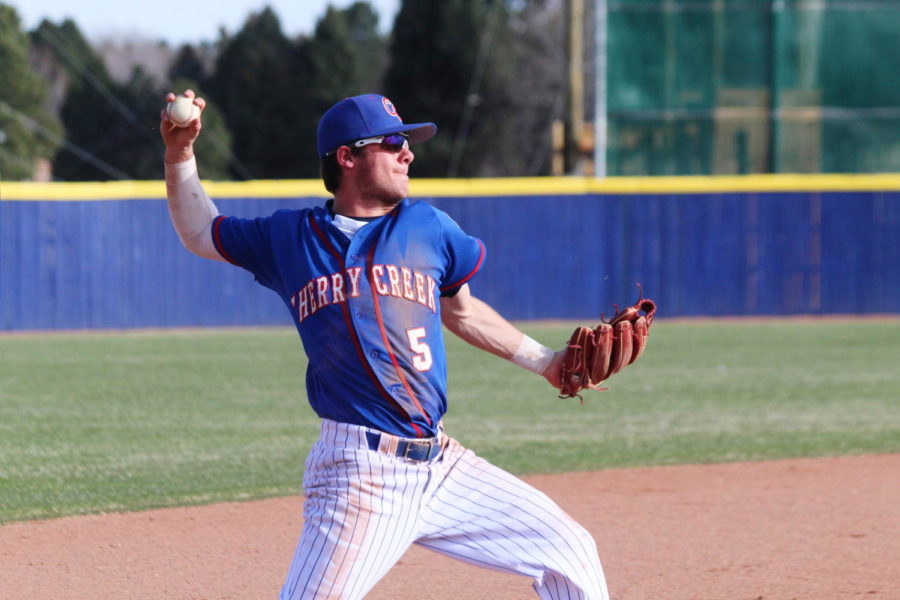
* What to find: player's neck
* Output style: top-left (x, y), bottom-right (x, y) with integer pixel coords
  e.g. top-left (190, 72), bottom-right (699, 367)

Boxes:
top-left (333, 191), bottom-right (402, 219)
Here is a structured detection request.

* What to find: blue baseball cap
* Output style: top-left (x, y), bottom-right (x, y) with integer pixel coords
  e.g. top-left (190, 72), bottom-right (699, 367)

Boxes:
top-left (317, 94), bottom-right (437, 158)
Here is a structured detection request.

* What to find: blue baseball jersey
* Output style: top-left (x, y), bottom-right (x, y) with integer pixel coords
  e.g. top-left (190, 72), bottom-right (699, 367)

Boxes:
top-left (211, 198), bottom-right (485, 439)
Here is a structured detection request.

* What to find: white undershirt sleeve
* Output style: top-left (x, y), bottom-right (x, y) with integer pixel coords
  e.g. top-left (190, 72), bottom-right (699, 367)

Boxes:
top-left (164, 156), bottom-right (225, 261)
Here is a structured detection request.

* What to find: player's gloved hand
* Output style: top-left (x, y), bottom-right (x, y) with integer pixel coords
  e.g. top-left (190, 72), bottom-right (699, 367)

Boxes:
top-left (558, 289), bottom-right (657, 399)
top-left (160, 90), bottom-right (205, 164)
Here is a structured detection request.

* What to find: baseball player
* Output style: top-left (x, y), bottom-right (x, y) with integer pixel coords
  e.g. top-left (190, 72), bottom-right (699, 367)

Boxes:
top-left (161, 91), bottom-right (609, 600)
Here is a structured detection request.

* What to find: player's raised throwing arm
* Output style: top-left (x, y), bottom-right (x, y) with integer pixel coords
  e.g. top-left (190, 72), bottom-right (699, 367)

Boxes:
top-left (440, 283), bottom-right (565, 388)
top-left (159, 90), bottom-right (225, 262)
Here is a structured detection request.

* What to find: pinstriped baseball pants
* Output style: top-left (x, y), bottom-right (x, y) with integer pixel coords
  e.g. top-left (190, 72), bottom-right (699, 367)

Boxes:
top-left (279, 420), bottom-right (609, 599)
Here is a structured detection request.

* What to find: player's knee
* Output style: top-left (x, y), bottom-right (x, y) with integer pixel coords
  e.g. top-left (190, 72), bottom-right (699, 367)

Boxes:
top-left (559, 522), bottom-right (604, 579)
top-left (564, 521), bottom-right (600, 556)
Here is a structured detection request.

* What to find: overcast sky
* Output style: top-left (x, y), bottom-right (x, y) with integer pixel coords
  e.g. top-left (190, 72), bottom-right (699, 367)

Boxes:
top-left (10, 0), bottom-right (401, 45)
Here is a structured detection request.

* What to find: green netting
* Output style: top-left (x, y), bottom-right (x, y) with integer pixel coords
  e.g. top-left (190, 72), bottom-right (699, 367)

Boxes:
top-left (605, 0), bottom-right (900, 174)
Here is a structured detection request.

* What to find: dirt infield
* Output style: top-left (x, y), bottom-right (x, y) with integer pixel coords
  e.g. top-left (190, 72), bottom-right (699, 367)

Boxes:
top-left (2, 453), bottom-right (896, 599)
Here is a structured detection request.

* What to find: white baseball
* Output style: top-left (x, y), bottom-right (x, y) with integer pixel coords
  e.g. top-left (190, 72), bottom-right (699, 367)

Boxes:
top-left (166, 95), bottom-right (200, 127)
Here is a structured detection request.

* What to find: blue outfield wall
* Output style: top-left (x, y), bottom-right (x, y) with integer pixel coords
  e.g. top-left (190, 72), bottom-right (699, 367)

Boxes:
top-left (1, 176), bottom-right (899, 330)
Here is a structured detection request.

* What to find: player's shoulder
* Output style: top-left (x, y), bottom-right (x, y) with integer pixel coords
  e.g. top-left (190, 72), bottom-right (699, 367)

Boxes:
top-left (404, 198), bottom-right (466, 235)
top-left (404, 198), bottom-right (454, 223)
top-left (269, 206), bottom-right (316, 220)
top-left (403, 197), bottom-right (438, 215)
top-left (263, 206), bottom-right (320, 228)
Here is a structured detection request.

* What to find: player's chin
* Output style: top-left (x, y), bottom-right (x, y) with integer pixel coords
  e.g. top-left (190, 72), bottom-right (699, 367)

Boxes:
top-left (393, 177), bottom-right (410, 199)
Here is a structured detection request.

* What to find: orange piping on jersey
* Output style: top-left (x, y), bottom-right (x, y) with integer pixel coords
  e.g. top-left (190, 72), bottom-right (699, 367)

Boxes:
top-left (439, 239), bottom-right (485, 292)
top-left (307, 213), bottom-right (418, 430)
top-left (365, 239), bottom-right (431, 436)
top-left (211, 216), bottom-right (240, 265)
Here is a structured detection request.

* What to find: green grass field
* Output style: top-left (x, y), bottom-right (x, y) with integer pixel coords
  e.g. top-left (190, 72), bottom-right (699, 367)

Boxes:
top-left (1, 319), bottom-right (898, 523)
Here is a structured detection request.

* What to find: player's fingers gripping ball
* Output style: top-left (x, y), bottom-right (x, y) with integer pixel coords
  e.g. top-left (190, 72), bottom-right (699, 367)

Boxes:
top-left (166, 94), bottom-right (201, 128)
top-left (559, 289), bottom-right (657, 399)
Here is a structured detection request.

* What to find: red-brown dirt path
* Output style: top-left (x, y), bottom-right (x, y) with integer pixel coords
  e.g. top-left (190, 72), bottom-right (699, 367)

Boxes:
top-left (1, 454), bottom-right (897, 599)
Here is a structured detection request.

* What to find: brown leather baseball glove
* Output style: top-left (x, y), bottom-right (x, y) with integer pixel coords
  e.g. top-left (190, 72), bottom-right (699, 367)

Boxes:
top-left (559, 291), bottom-right (657, 398)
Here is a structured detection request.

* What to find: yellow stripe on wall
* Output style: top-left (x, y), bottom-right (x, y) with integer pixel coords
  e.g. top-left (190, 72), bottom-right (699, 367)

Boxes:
top-left (413, 173), bottom-right (900, 196)
top-left (3, 173), bottom-right (900, 201)
top-left (0, 179), bottom-right (331, 201)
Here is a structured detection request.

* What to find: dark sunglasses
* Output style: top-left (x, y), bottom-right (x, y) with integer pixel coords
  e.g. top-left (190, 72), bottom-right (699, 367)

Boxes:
top-left (352, 133), bottom-right (410, 152)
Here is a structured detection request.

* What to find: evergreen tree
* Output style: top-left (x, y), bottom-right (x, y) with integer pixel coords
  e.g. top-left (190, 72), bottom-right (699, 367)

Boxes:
top-left (168, 44), bottom-right (210, 89)
top-left (207, 4), bottom-right (388, 179)
top-left (0, 4), bottom-right (62, 180)
top-left (31, 18), bottom-right (161, 180)
top-left (308, 2), bottom-right (385, 104)
top-left (297, 2), bottom-right (388, 175)
top-left (111, 65), bottom-right (165, 179)
top-left (209, 8), bottom-right (303, 178)
top-left (342, 2), bottom-right (387, 93)
top-left (383, 0), bottom-right (517, 177)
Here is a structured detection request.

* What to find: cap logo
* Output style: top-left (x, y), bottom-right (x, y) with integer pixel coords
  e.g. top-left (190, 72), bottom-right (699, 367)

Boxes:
top-left (382, 97), bottom-right (402, 121)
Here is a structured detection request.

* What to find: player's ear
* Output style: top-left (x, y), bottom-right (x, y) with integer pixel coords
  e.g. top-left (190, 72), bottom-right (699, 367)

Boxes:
top-left (335, 145), bottom-right (355, 169)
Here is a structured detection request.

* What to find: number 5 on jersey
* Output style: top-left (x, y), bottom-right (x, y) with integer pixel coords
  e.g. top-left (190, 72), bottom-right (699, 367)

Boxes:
top-left (406, 327), bottom-right (432, 371)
